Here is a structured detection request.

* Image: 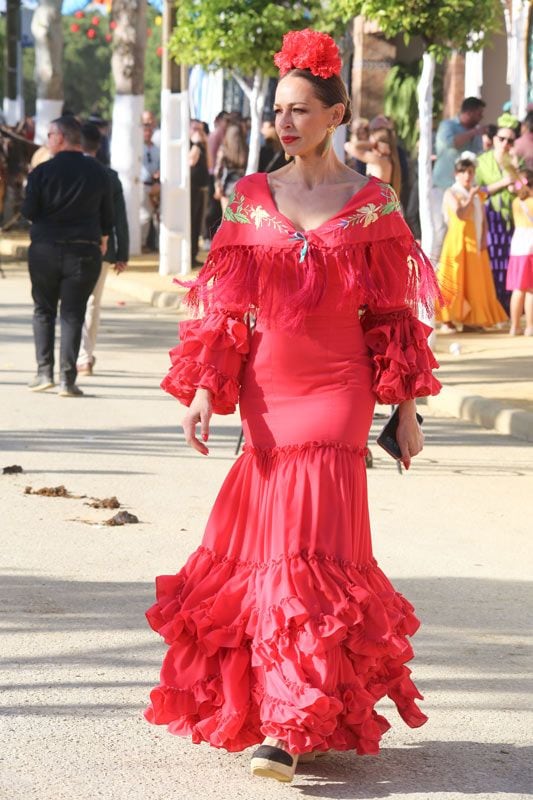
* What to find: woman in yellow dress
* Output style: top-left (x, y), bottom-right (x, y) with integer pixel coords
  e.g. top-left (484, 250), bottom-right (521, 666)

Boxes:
top-left (437, 156), bottom-right (508, 331)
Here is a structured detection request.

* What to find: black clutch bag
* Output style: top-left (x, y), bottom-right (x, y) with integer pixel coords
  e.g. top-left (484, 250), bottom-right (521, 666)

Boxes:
top-left (376, 407), bottom-right (424, 461)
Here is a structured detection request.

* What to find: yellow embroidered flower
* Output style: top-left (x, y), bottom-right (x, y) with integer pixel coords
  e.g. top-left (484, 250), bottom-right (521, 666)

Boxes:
top-left (250, 204), bottom-right (271, 228)
top-left (356, 203), bottom-right (380, 227)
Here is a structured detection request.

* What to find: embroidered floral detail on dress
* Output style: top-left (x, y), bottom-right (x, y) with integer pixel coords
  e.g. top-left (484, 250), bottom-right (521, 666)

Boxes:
top-left (223, 191), bottom-right (251, 225)
top-left (224, 192), bottom-right (291, 233)
top-left (250, 205), bottom-right (271, 228)
top-left (340, 185), bottom-right (402, 229)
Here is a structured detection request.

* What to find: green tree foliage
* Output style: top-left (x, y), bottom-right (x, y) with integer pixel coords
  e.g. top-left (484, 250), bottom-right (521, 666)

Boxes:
top-left (329, 0), bottom-right (504, 254)
top-left (384, 61), bottom-right (444, 154)
top-left (61, 12), bottom-right (114, 116)
top-left (169, 0), bottom-right (341, 75)
top-left (330, 0), bottom-right (502, 57)
top-left (0, 9), bottom-right (163, 119)
top-left (169, 0), bottom-right (344, 173)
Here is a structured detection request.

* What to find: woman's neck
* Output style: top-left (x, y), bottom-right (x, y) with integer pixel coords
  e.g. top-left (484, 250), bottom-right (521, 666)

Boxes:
top-left (289, 153), bottom-right (347, 188)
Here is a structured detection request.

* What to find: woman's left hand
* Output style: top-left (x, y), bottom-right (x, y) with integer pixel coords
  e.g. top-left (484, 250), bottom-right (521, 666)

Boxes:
top-left (396, 401), bottom-right (424, 470)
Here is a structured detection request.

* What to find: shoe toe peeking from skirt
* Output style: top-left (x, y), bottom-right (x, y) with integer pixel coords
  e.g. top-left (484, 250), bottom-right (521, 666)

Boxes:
top-left (250, 738), bottom-right (298, 783)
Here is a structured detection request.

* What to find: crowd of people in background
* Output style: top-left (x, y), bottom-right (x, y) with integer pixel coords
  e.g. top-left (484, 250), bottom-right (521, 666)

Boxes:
top-left (430, 101), bottom-right (533, 335)
top-left (2, 95), bottom-right (532, 338)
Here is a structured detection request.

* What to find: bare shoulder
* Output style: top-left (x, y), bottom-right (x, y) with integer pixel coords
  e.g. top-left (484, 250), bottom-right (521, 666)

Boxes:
top-left (339, 166), bottom-right (370, 193)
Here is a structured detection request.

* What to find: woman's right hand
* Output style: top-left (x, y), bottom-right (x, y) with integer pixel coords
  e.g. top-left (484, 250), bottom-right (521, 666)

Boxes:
top-left (182, 388), bottom-right (212, 455)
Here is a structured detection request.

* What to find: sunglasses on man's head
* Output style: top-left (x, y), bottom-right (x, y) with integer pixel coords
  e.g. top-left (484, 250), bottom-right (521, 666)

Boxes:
top-left (497, 135), bottom-right (516, 144)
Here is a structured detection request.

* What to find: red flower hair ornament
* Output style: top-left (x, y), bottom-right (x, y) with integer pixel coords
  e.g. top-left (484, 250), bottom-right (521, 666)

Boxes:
top-left (274, 29), bottom-right (342, 80)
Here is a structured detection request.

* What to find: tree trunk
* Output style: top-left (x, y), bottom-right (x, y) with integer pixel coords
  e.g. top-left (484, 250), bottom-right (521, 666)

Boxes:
top-left (507, 0), bottom-right (530, 119)
top-left (5, 0), bottom-right (20, 103)
top-left (247, 71), bottom-right (269, 175)
top-left (232, 70), bottom-right (269, 175)
top-left (417, 51), bottom-right (435, 260)
top-left (110, 0), bottom-right (147, 256)
top-left (31, 0), bottom-right (63, 142)
top-left (417, 51), bottom-right (436, 342)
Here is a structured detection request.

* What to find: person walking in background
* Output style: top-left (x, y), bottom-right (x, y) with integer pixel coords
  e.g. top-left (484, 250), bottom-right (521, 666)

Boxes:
top-left (22, 115), bottom-right (113, 397)
top-left (214, 121), bottom-right (248, 213)
top-left (189, 119), bottom-right (210, 267)
top-left (350, 125), bottom-right (402, 197)
top-left (482, 124), bottom-right (498, 152)
top-left (140, 112), bottom-right (160, 252)
top-left (369, 115), bottom-right (410, 206)
top-left (77, 123), bottom-right (129, 376)
top-left (204, 111), bottom-right (228, 243)
top-left (87, 112), bottom-right (111, 166)
top-left (507, 168), bottom-right (533, 335)
top-left (431, 97), bottom-right (486, 264)
top-left (436, 156), bottom-right (507, 332)
top-left (475, 115), bottom-right (522, 312)
top-left (344, 117), bottom-right (370, 175)
top-left (258, 111), bottom-right (286, 173)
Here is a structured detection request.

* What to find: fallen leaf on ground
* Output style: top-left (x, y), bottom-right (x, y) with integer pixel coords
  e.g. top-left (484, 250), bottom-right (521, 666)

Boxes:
top-left (3, 465), bottom-right (23, 474)
top-left (25, 485), bottom-right (73, 497)
top-left (86, 496), bottom-right (120, 509)
top-left (104, 510), bottom-right (139, 526)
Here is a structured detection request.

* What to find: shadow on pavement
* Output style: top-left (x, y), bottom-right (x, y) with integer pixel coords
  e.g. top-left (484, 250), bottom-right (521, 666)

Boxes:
top-left (1, 571), bottom-right (530, 794)
top-left (0, 424), bottom-right (243, 458)
top-left (1, 417), bottom-right (531, 466)
top-left (1, 572), bottom-right (530, 682)
top-left (294, 739), bottom-right (531, 797)
top-left (439, 354), bottom-right (533, 386)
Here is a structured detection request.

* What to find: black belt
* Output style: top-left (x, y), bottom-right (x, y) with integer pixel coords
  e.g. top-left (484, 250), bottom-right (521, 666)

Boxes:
top-left (53, 239), bottom-right (99, 246)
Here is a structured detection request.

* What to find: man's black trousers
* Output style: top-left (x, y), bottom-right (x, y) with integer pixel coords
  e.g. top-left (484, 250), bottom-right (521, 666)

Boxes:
top-left (28, 241), bottom-right (102, 385)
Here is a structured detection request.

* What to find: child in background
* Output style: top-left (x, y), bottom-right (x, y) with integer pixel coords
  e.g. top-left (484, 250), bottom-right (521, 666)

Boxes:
top-left (507, 169), bottom-right (533, 335)
top-left (437, 156), bottom-right (508, 332)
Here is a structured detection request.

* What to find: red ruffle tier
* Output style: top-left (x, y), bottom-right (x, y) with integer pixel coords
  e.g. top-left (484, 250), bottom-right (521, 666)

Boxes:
top-left (145, 447), bottom-right (428, 758)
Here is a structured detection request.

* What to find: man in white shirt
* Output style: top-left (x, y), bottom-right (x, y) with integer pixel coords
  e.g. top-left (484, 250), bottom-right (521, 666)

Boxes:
top-left (140, 111), bottom-right (160, 250)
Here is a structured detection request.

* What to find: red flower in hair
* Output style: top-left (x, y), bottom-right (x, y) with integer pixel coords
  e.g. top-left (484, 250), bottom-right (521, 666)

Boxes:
top-left (274, 29), bottom-right (342, 79)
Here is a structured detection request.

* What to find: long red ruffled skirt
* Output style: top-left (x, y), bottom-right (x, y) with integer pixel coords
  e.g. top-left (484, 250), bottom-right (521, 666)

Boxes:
top-left (146, 315), bottom-right (428, 755)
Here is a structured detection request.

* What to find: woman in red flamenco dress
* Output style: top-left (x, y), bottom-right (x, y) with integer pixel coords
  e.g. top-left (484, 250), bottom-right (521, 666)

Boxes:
top-left (145, 29), bottom-right (441, 784)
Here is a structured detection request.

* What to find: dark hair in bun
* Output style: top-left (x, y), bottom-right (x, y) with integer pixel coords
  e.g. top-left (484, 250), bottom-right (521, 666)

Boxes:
top-left (281, 68), bottom-right (352, 126)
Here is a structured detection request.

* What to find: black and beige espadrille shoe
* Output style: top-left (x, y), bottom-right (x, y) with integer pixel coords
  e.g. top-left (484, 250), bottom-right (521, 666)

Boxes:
top-left (250, 737), bottom-right (298, 782)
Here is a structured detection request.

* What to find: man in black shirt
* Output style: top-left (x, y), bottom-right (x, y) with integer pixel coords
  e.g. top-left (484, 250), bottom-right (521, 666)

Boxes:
top-left (22, 115), bottom-right (114, 397)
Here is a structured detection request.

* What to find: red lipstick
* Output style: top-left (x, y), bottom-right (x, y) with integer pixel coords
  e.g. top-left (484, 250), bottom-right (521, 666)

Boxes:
top-left (281, 136), bottom-right (299, 144)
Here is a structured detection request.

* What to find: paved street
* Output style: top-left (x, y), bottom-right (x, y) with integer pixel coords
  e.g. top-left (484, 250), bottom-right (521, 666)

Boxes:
top-left (1, 266), bottom-right (532, 800)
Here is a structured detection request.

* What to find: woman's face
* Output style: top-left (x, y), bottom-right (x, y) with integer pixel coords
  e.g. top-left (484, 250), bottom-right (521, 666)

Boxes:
top-left (493, 127), bottom-right (516, 156)
top-left (273, 75), bottom-right (343, 159)
top-left (456, 166), bottom-right (475, 188)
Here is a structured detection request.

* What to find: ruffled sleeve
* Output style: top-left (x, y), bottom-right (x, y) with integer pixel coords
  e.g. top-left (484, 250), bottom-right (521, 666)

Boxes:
top-left (361, 307), bottom-right (441, 405)
top-left (358, 198), bottom-right (442, 404)
top-left (160, 310), bottom-right (250, 415)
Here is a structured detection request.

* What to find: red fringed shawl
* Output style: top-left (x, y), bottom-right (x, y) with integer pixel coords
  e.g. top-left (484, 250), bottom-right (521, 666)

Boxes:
top-left (177, 173), bottom-right (440, 330)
